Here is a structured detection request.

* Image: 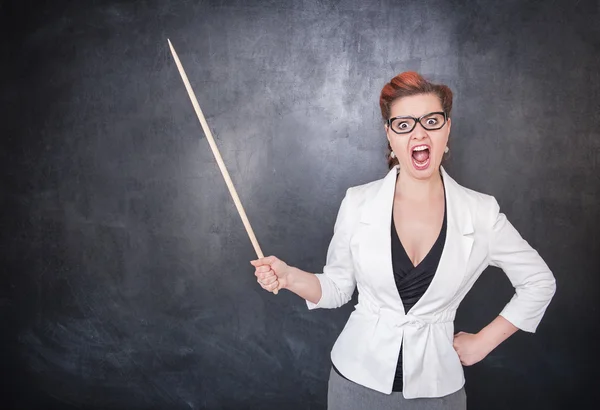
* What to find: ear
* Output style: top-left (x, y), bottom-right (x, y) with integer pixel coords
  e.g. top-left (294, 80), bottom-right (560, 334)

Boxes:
top-left (447, 117), bottom-right (452, 135)
top-left (384, 123), bottom-right (391, 144)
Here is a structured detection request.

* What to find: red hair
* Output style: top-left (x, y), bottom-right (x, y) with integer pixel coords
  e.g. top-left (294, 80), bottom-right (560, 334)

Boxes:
top-left (379, 72), bottom-right (453, 169)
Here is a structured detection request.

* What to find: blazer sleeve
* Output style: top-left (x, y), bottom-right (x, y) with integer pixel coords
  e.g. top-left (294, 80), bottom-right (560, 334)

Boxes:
top-left (487, 197), bottom-right (557, 332)
top-left (306, 187), bottom-right (357, 310)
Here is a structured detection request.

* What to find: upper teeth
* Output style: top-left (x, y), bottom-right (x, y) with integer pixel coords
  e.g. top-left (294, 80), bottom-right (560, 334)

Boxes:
top-left (413, 146), bottom-right (428, 151)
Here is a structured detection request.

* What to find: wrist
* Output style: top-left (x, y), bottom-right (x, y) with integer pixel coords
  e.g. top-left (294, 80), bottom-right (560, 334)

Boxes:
top-left (283, 265), bottom-right (297, 289)
top-left (475, 328), bottom-right (500, 354)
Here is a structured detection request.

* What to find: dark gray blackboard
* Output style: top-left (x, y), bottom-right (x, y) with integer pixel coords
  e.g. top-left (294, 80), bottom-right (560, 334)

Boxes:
top-left (1, 0), bottom-right (598, 409)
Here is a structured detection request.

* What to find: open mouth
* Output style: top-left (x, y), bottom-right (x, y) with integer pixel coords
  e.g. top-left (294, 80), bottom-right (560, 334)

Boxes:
top-left (411, 145), bottom-right (430, 170)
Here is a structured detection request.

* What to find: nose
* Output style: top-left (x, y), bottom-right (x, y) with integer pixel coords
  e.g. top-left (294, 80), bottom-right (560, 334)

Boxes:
top-left (411, 122), bottom-right (429, 139)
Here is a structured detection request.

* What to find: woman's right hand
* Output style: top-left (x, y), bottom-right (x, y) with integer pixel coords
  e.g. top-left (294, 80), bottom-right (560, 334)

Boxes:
top-left (250, 255), bottom-right (292, 293)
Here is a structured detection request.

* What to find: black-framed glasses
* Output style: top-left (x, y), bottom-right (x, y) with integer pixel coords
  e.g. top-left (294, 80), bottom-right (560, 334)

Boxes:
top-left (386, 111), bottom-right (448, 134)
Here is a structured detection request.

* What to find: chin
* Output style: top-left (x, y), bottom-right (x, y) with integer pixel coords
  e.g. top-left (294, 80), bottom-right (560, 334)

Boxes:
top-left (411, 167), bottom-right (438, 180)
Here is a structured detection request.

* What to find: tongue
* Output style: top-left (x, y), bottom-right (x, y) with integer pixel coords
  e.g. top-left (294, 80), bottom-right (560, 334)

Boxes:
top-left (412, 149), bottom-right (430, 163)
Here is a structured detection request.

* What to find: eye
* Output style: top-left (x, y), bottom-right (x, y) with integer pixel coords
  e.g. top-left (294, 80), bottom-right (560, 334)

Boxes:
top-left (425, 118), bottom-right (438, 125)
top-left (399, 122), bottom-right (410, 129)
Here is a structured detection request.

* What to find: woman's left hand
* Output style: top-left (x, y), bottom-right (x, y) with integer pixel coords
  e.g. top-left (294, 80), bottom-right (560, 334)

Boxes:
top-left (452, 331), bottom-right (492, 366)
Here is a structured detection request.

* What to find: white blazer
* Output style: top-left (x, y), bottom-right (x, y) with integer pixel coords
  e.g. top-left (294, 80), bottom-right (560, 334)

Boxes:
top-left (307, 165), bottom-right (556, 399)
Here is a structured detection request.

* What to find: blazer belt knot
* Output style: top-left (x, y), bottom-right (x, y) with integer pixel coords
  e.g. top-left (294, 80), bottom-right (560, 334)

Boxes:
top-left (358, 300), bottom-right (456, 330)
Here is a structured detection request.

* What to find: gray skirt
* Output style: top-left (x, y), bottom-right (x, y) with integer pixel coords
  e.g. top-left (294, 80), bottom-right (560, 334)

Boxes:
top-left (327, 368), bottom-right (467, 410)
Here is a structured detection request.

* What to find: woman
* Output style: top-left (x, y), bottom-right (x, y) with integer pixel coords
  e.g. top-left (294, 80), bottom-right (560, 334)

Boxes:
top-left (250, 72), bottom-right (556, 409)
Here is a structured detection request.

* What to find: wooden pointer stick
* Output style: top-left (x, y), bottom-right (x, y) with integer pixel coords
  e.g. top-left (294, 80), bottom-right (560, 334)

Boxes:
top-left (167, 39), bottom-right (279, 294)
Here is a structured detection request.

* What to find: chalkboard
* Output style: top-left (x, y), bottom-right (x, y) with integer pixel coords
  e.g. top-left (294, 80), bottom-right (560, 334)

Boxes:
top-left (1, 0), bottom-right (598, 409)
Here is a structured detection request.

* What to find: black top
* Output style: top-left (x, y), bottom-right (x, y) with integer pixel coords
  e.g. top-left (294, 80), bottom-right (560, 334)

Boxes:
top-left (333, 175), bottom-right (447, 393)
top-left (390, 182), bottom-right (447, 391)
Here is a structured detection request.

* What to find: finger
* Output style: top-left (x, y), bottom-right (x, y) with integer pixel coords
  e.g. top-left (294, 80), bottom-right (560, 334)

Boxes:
top-left (257, 273), bottom-right (276, 285)
top-left (256, 270), bottom-right (275, 281)
top-left (266, 280), bottom-right (280, 293)
top-left (263, 270), bottom-right (276, 278)
top-left (261, 274), bottom-right (278, 285)
top-left (257, 265), bottom-right (272, 273)
top-left (257, 278), bottom-right (270, 289)
top-left (251, 262), bottom-right (275, 274)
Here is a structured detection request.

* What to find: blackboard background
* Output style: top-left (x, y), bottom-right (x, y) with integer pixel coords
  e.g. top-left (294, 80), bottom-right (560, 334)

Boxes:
top-left (1, 0), bottom-right (598, 409)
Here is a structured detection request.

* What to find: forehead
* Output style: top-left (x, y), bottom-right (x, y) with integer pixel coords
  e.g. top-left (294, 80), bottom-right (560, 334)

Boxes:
top-left (389, 93), bottom-right (442, 117)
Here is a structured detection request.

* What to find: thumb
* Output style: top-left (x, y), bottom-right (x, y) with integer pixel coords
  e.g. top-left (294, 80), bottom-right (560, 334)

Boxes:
top-left (263, 255), bottom-right (278, 265)
top-left (250, 255), bottom-right (278, 267)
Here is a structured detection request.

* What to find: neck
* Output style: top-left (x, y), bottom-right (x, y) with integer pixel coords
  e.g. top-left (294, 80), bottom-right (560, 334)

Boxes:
top-left (395, 167), bottom-right (444, 201)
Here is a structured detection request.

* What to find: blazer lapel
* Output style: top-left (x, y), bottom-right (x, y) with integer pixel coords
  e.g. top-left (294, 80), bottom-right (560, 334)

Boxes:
top-left (359, 166), bottom-right (398, 225)
top-left (355, 165), bottom-right (474, 315)
top-left (356, 166), bottom-right (405, 311)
